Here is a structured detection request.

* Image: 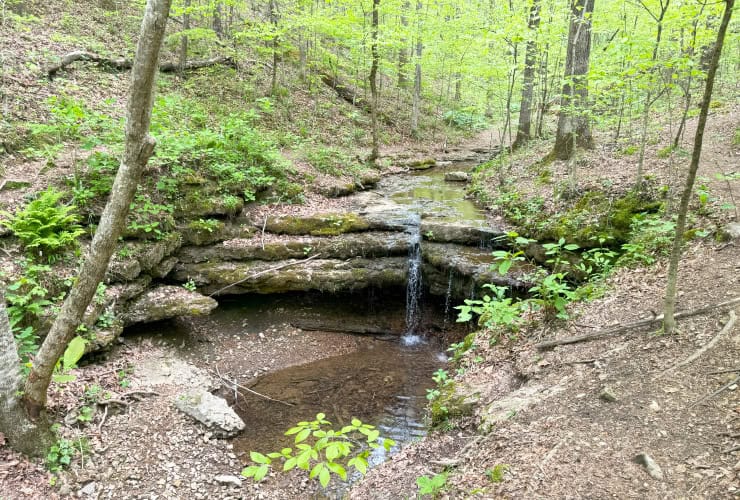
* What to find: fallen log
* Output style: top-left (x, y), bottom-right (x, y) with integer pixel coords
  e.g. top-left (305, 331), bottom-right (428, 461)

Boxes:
top-left (535, 296), bottom-right (740, 350)
top-left (46, 51), bottom-right (238, 79)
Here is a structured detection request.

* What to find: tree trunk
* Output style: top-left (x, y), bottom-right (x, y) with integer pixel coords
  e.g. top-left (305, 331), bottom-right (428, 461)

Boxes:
top-left (513, 0), bottom-right (541, 149)
top-left (179, 0), bottom-right (190, 72)
top-left (213, 2), bottom-right (224, 38)
top-left (23, 0), bottom-right (171, 417)
top-left (398, 1), bottom-right (410, 88)
top-left (410, 0), bottom-right (423, 136)
top-left (663, 0), bottom-right (734, 334)
top-left (368, 0), bottom-right (380, 162)
top-left (0, 292), bottom-right (53, 456)
top-left (551, 0), bottom-right (594, 160)
top-left (269, 0), bottom-right (279, 95)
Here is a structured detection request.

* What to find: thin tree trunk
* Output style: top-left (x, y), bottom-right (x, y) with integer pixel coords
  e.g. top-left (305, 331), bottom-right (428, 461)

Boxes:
top-left (513, 0), bottom-right (541, 149)
top-left (410, 0), bottom-right (422, 136)
top-left (179, 0), bottom-right (190, 72)
top-left (23, 0), bottom-right (171, 416)
top-left (398, 1), bottom-right (409, 88)
top-left (368, 0), bottom-right (380, 162)
top-left (663, 0), bottom-right (734, 334)
top-left (212, 2), bottom-right (223, 38)
top-left (269, 0), bottom-right (279, 95)
top-left (551, 0), bottom-right (595, 160)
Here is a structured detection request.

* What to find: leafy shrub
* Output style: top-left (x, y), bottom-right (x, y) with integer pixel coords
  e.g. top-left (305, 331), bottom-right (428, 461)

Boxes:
top-left (241, 413), bottom-right (395, 488)
top-left (528, 272), bottom-right (576, 321)
top-left (618, 213), bottom-right (675, 267)
top-left (443, 108), bottom-right (488, 131)
top-left (456, 284), bottom-right (524, 330)
top-left (1, 187), bottom-right (85, 260)
top-left (416, 472), bottom-right (448, 497)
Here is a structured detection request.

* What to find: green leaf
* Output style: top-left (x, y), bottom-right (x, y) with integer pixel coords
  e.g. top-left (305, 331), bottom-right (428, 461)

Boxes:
top-left (283, 456), bottom-right (297, 471)
top-left (62, 335), bottom-right (87, 370)
top-left (295, 428), bottom-right (311, 443)
top-left (52, 373), bottom-right (77, 384)
top-left (499, 259), bottom-right (512, 275)
top-left (319, 467), bottom-right (331, 488)
top-left (241, 465), bottom-right (258, 478)
top-left (250, 451), bottom-right (271, 465)
top-left (253, 464), bottom-right (269, 482)
top-left (351, 418), bottom-right (362, 427)
top-left (327, 462), bottom-right (347, 480)
top-left (309, 462), bottom-right (325, 479)
top-left (350, 456), bottom-right (367, 474)
top-left (325, 443), bottom-right (339, 462)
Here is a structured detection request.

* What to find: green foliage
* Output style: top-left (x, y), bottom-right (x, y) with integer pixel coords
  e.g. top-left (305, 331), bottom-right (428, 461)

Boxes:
top-left (69, 152), bottom-right (119, 209)
top-left (416, 472), bottom-right (448, 497)
top-left (5, 261), bottom-right (53, 372)
top-left (733, 127), bottom-right (740, 146)
top-left (303, 145), bottom-right (359, 176)
top-left (528, 272), bottom-right (576, 321)
top-left (486, 464), bottom-right (509, 483)
top-left (447, 333), bottom-right (476, 363)
top-left (1, 187), bottom-right (85, 261)
top-left (182, 279), bottom-right (197, 292)
top-left (241, 413), bottom-right (395, 488)
top-left (51, 336), bottom-right (88, 384)
top-left (542, 238), bottom-right (580, 270)
top-left (618, 214), bottom-right (675, 267)
top-left (456, 285), bottom-right (524, 330)
top-left (443, 108), bottom-right (488, 131)
top-left (46, 438), bottom-right (76, 472)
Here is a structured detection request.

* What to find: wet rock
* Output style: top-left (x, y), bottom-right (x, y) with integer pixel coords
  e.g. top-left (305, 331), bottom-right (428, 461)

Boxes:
top-left (120, 285), bottom-right (218, 326)
top-left (173, 257), bottom-right (407, 295)
top-left (444, 171), bottom-right (469, 182)
top-left (399, 158), bottom-right (436, 170)
top-left (214, 475), bottom-right (242, 487)
top-left (633, 453), bottom-right (664, 480)
top-left (420, 221), bottom-right (505, 246)
top-left (174, 390), bottom-right (245, 438)
top-left (177, 232), bottom-right (410, 264)
top-left (263, 213), bottom-right (371, 236)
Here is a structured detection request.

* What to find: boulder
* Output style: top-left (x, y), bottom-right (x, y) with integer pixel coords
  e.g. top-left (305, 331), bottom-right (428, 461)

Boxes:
top-left (444, 171), bottom-right (469, 182)
top-left (120, 285), bottom-right (218, 326)
top-left (172, 257), bottom-right (407, 295)
top-left (174, 390), bottom-right (245, 438)
top-left (177, 232), bottom-right (410, 264)
top-left (719, 222), bottom-right (740, 241)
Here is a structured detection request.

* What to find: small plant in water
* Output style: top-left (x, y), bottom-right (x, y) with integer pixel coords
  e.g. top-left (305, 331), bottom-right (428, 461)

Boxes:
top-left (241, 413), bottom-right (395, 488)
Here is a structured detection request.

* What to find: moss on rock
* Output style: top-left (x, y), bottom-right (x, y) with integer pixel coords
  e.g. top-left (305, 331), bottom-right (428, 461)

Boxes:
top-left (264, 213), bottom-right (371, 236)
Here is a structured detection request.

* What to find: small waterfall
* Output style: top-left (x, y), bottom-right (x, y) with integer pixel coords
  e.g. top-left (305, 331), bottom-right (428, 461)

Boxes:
top-left (402, 216), bottom-right (424, 346)
top-left (443, 269), bottom-right (455, 330)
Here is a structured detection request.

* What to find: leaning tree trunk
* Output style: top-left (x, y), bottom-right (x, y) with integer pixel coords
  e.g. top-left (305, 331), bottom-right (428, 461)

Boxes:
top-left (551, 0), bottom-right (595, 160)
top-left (663, 0), bottom-right (734, 334)
top-left (23, 0), bottom-right (172, 418)
top-left (368, 0), bottom-right (381, 162)
top-left (0, 293), bottom-right (53, 456)
top-left (513, 0), bottom-right (541, 149)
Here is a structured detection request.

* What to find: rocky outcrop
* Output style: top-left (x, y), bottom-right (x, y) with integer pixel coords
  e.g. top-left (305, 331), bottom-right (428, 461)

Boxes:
top-left (120, 285), bottom-right (218, 326)
top-left (263, 213), bottom-right (371, 236)
top-left (420, 221), bottom-right (505, 247)
top-left (173, 257), bottom-right (408, 295)
top-left (174, 390), bottom-right (245, 438)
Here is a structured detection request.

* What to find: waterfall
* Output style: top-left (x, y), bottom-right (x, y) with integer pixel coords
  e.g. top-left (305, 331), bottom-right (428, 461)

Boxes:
top-left (443, 269), bottom-right (455, 330)
top-left (402, 217), bottom-right (424, 346)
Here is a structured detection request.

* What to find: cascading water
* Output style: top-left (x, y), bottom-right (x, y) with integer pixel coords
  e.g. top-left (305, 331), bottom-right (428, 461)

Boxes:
top-left (443, 269), bottom-right (455, 329)
top-left (402, 216), bottom-right (424, 346)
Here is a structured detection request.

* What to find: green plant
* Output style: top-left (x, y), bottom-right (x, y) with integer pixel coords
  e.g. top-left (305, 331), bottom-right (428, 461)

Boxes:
top-left (1, 187), bottom-right (85, 261)
top-left (241, 413), bottom-right (395, 488)
top-left (416, 472), bottom-right (448, 497)
top-left (541, 238), bottom-right (579, 271)
top-left (52, 335), bottom-right (88, 384)
top-left (618, 213), bottom-right (675, 267)
top-left (456, 285), bottom-right (524, 331)
top-left (447, 333), bottom-right (476, 363)
top-left (528, 272), bottom-right (576, 321)
top-left (486, 464), bottom-right (509, 483)
top-left (46, 438), bottom-right (76, 472)
top-left (182, 279), bottom-right (197, 292)
top-left (190, 218), bottom-right (221, 233)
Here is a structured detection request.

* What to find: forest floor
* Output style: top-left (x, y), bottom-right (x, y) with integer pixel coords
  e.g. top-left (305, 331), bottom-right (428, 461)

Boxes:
top-left (1, 104), bottom-right (738, 499)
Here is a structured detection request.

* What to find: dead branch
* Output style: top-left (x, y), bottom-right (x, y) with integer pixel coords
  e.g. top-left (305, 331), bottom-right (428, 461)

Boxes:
top-left (706, 367), bottom-right (740, 375)
top-left (46, 51), bottom-right (238, 79)
top-left (655, 310), bottom-right (736, 379)
top-left (213, 367), bottom-right (294, 407)
top-left (535, 296), bottom-right (740, 350)
top-left (207, 253), bottom-right (321, 296)
top-left (688, 374), bottom-right (740, 409)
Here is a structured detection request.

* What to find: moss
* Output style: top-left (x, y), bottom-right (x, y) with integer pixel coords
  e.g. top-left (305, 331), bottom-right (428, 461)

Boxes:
top-left (265, 213), bottom-right (371, 236)
top-left (429, 382), bottom-right (478, 428)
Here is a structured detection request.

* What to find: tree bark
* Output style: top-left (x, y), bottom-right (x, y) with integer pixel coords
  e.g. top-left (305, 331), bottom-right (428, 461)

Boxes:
top-left (368, 0), bottom-right (381, 162)
top-left (269, 0), bottom-right (279, 95)
top-left (410, 0), bottom-right (423, 136)
top-left (513, 0), bottom-right (541, 149)
top-left (23, 0), bottom-right (172, 417)
top-left (0, 292), bottom-right (53, 456)
top-left (179, 0), bottom-right (190, 73)
top-left (398, 1), bottom-right (410, 88)
top-left (663, 0), bottom-right (734, 334)
top-left (551, 0), bottom-right (595, 160)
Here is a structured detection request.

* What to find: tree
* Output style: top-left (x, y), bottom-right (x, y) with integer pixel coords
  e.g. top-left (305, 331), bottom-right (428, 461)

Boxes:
top-left (20, 0), bottom-right (172, 422)
top-left (551, 0), bottom-right (595, 160)
top-left (368, 0), bottom-right (381, 162)
top-left (513, 0), bottom-right (541, 149)
top-left (663, 0), bottom-right (734, 334)
top-left (410, 0), bottom-right (423, 136)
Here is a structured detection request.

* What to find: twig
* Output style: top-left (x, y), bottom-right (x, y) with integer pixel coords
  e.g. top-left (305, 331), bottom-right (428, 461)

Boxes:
top-left (207, 253), bottom-right (321, 296)
top-left (688, 374), bottom-right (740, 409)
top-left (706, 367), bottom-right (740, 375)
top-left (536, 296), bottom-right (740, 350)
top-left (655, 311), bottom-right (736, 379)
top-left (97, 404), bottom-right (109, 433)
top-left (722, 445), bottom-right (740, 454)
top-left (261, 214), bottom-right (268, 251)
top-left (213, 367), bottom-right (293, 407)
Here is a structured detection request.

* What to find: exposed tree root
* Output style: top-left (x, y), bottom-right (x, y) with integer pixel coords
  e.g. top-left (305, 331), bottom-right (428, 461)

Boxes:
top-left (535, 296), bottom-right (740, 350)
top-left (655, 310), bottom-right (736, 379)
top-left (46, 51), bottom-right (238, 79)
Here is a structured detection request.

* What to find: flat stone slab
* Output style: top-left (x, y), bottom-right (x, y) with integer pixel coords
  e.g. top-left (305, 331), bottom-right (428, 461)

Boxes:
top-left (120, 285), bottom-right (218, 326)
top-left (175, 390), bottom-right (245, 438)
